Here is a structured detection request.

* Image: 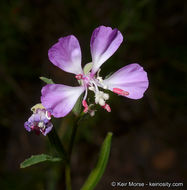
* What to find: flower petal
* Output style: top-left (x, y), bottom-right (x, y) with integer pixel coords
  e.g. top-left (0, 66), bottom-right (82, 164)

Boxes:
top-left (48, 35), bottom-right (83, 75)
top-left (103, 64), bottom-right (149, 99)
top-left (43, 122), bottom-right (53, 136)
top-left (24, 121), bottom-right (31, 132)
top-left (41, 84), bottom-right (85, 118)
top-left (90, 26), bottom-right (123, 75)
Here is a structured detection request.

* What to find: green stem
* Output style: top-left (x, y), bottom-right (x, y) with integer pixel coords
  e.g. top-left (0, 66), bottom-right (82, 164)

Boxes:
top-left (65, 164), bottom-right (72, 190)
top-left (68, 120), bottom-right (79, 158)
top-left (65, 112), bottom-right (85, 190)
top-left (47, 127), bottom-right (68, 163)
top-left (48, 127), bottom-right (72, 189)
top-left (47, 112), bottom-right (85, 190)
top-left (68, 112), bottom-right (85, 158)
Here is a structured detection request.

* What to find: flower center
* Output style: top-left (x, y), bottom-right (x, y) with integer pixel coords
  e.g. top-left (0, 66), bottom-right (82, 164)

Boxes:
top-left (75, 69), bottom-right (111, 113)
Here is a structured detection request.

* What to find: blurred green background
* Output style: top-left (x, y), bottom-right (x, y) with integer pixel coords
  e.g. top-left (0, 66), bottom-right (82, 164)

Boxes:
top-left (0, 0), bottom-right (186, 189)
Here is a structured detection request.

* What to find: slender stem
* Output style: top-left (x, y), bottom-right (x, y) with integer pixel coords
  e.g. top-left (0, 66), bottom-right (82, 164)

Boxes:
top-left (65, 164), bottom-right (72, 190)
top-left (47, 113), bottom-right (84, 190)
top-left (48, 127), bottom-right (72, 189)
top-left (68, 112), bottom-right (85, 158)
top-left (68, 119), bottom-right (79, 158)
top-left (65, 113), bottom-right (84, 190)
top-left (47, 127), bottom-right (68, 163)
top-left (65, 112), bottom-right (85, 190)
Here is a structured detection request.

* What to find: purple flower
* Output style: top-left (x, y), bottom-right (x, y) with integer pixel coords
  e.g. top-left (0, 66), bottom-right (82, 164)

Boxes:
top-left (24, 104), bottom-right (53, 136)
top-left (41, 26), bottom-right (149, 118)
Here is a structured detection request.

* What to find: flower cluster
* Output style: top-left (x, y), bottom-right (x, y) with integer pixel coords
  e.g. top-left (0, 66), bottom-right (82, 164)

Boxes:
top-left (24, 104), bottom-right (53, 136)
top-left (41, 26), bottom-right (149, 118)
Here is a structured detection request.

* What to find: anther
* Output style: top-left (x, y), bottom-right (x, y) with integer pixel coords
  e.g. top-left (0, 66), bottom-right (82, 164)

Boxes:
top-left (103, 93), bottom-right (109, 100)
top-left (82, 100), bottom-right (88, 113)
top-left (75, 74), bottom-right (83, 80)
top-left (89, 86), bottom-right (95, 91)
top-left (97, 76), bottom-right (103, 82)
top-left (102, 104), bottom-right (111, 112)
top-left (113, 88), bottom-right (129, 96)
top-left (99, 98), bottom-right (105, 106)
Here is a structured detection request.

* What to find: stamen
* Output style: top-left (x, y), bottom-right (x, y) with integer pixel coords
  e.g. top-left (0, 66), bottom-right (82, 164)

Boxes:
top-left (113, 88), bottom-right (129, 96)
top-left (95, 96), bottom-right (99, 104)
top-left (75, 74), bottom-right (83, 80)
top-left (102, 104), bottom-right (111, 112)
top-left (97, 76), bottom-right (103, 83)
top-left (97, 69), bottom-right (101, 78)
top-left (82, 100), bottom-right (88, 113)
top-left (99, 98), bottom-right (105, 106)
top-left (46, 111), bottom-right (51, 120)
top-left (88, 86), bottom-right (95, 91)
top-left (103, 93), bottom-right (109, 100)
top-left (91, 80), bottom-right (99, 92)
top-left (75, 67), bottom-right (114, 115)
top-left (83, 86), bottom-right (88, 100)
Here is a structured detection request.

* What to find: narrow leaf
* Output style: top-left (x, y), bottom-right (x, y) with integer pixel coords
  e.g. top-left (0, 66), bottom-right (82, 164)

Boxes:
top-left (40, 77), bottom-right (54, 84)
top-left (20, 154), bottom-right (61, 168)
top-left (81, 132), bottom-right (113, 190)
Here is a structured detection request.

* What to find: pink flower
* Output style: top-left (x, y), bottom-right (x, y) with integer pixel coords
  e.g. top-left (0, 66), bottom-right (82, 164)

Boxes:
top-left (41, 26), bottom-right (149, 118)
top-left (24, 104), bottom-right (53, 136)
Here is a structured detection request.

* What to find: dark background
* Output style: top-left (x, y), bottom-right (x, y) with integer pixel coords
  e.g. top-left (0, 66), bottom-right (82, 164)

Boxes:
top-left (0, 0), bottom-right (186, 189)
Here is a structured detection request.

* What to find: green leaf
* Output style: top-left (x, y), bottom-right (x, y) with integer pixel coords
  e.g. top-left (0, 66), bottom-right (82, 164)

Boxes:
top-left (20, 154), bottom-right (61, 168)
top-left (40, 77), bottom-right (54, 84)
top-left (81, 132), bottom-right (113, 190)
top-left (72, 95), bottom-right (83, 116)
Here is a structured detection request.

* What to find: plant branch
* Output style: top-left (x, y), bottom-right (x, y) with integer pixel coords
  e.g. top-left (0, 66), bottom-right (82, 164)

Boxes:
top-left (68, 112), bottom-right (85, 159)
top-left (65, 164), bottom-right (72, 190)
top-left (47, 127), bottom-right (68, 163)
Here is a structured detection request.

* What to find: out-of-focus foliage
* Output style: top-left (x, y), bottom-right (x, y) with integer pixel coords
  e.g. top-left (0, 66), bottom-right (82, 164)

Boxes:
top-left (0, 0), bottom-right (186, 189)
